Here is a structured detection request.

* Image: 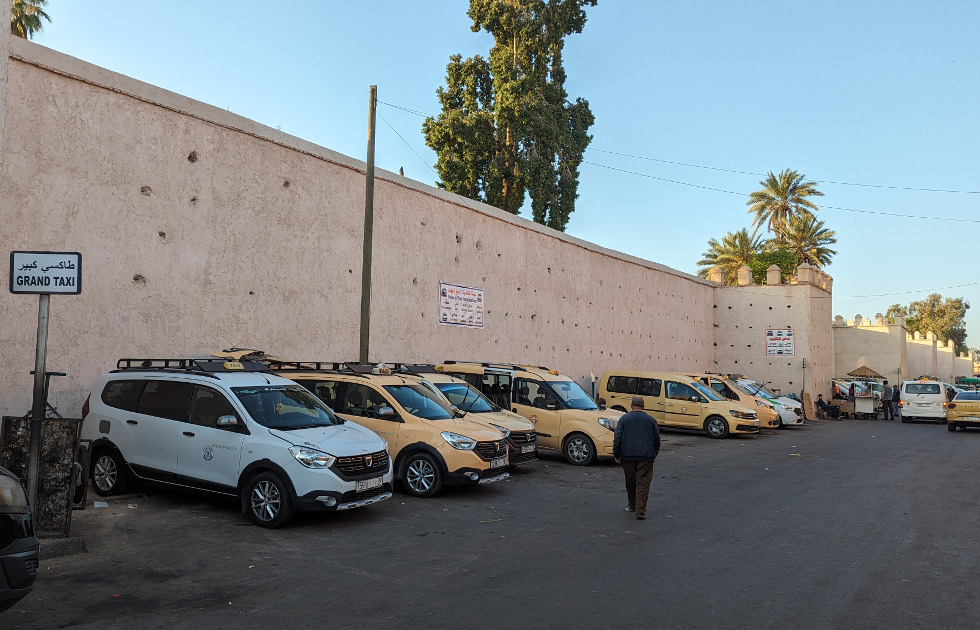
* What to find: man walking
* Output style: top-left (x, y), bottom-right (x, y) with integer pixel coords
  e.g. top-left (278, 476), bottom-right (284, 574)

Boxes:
top-left (881, 381), bottom-right (893, 421)
top-left (613, 396), bottom-right (661, 520)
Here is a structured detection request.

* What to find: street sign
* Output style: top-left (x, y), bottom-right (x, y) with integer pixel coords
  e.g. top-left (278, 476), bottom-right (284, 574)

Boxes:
top-left (9, 251), bottom-right (82, 295)
top-left (765, 328), bottom-right (795, 357)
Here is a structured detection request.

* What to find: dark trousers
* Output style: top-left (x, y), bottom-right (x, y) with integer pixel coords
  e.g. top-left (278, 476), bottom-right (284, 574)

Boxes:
top-left (882, 399), bottom-right (893, 421)
top-left (623, 461), bottom-right (654, 517)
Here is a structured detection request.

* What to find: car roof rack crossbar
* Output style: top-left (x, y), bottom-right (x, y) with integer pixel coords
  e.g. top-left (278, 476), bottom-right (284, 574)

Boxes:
top-left (114, 358), bottom-right (269, 375)
top-left (440, 360), bottom-right (529, 373)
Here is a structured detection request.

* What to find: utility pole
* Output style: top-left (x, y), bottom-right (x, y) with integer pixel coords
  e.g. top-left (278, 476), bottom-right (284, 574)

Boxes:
top-left (27, 294), bottom-right (50, 509)
top-left (359, 85), bottom-right (377, 364)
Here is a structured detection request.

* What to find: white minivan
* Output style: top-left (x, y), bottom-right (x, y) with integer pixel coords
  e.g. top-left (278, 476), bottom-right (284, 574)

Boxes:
top-left (900, 380), bottom-right (948, 423)
top-left (81, 358), bottom-right (393, 528)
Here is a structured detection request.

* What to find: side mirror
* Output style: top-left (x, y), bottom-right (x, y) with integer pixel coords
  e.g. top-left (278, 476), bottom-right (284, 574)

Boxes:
top-left (216, 415), bottom-right (239, 428)
top-left (377, 406), bottom-right (397, 419)
top-left (690, 396), bottom-right (701, 403)
top-left (597, 397), bottom-right (606, 410)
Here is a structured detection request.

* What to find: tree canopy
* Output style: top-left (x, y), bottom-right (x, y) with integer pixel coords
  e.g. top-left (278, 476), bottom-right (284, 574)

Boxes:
top-left (423, 0), bottom-right (596, 232)
top-left (888, 294), bottom-right (970, 353)
top-left (696, 228), bottom-right (765, 285)
top-left (771, 213), bottom-right (838, 268)
top-left (746, 169), bottom-right (823, 240)
top-left (11, 0), bottom-right (50, 39)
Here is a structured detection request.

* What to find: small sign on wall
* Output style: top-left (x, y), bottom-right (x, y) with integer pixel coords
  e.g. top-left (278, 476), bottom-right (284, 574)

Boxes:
top-left (766, 328), bottom-right (795, 356)
top-left (439, 282), bottom-right (484, 329)
top-left (9, 251), bottom-right (82, 295)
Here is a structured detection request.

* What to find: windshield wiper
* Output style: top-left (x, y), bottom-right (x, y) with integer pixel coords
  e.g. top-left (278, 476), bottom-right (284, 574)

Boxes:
top-left (273, 424), bottom-right (322, 430)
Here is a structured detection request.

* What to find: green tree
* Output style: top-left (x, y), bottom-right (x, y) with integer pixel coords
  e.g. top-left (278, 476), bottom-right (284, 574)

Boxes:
top-left (11, 0), bottom-right (50, 39)
top-left (746, 169), bottom-right (824, 239)
top-left (423, 0), bottom-right (596, 232)
top-left (771, 213), bottom-right (838, 267)
top-left (897, 294), bottom-right (970, 353)
top-left (696, 228), bottom-right (766, 285)
top-left (749, 247), bottom-right (798, 284)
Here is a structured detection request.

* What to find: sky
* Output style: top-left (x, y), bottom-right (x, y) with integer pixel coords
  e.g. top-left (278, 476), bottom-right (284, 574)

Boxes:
top-left (31, 1), bottom-right (980, 341)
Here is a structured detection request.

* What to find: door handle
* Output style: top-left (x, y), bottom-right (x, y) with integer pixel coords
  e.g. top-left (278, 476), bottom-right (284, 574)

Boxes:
top-left (126, 419), bottom-right (138, 425)
top-left (657, 402), bottom-right (664, 405)
top-left (182, 431), bottom-right (195, 437)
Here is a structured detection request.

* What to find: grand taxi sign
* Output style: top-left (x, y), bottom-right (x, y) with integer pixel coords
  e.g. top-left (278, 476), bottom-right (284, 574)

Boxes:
top-left (9, 251), bottom-right (82, 295)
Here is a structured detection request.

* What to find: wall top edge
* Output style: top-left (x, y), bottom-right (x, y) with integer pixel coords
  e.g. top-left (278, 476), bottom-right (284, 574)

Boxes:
top-left (8, 38), bottom-right (712, 288)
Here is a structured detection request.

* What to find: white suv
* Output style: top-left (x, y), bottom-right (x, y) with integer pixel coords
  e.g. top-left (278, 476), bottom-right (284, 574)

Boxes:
top-left (80, 358), bottom-right (392, 528)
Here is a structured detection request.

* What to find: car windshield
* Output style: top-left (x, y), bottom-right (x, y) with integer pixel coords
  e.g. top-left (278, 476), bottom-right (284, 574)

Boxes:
top-left (549, 380), bottom-right (598, 410)
top-left (731, 381), bottom-right (759, 398)
top-left (954, 391), bottom-right (980, 401)
top-left (691, 381), bottom-right (724, 402)
top-left (744, 381), bottom-right (779, 398)
top-left (906, 383), bottom-right (941, 395)
top-left (383, 385), bottom-right (455, 420)
top-left (233, 385), bottom-right (341, 430)
top-left (435, 382), bottom-right (497, 413)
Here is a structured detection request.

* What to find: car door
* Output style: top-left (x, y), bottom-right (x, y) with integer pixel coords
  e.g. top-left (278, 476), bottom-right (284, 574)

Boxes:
top-left (664, 381), bottom-right (704, 429)
top-left (176, 385), bottom-right (247, 492)
top-left (638, 378), bottom-right (664, 422)
top-left (512, 378), bottom-right (562, 449)
top-left (337, 382), bottom-right (402, 449)
top-left (129, 379), bottom-right (192, 479)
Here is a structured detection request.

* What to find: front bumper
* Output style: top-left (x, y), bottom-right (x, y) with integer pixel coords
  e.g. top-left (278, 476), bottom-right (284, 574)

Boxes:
top-left (733, 423), bottom-right (760, 433)
top-left (0, 536), bottom-right (39, 607)
top-left (294, 482), bottom-right (392, 512)
top-left (446, 462), bottom-right (509, 486)
top-left (506, 433), bottom-right (538, 465)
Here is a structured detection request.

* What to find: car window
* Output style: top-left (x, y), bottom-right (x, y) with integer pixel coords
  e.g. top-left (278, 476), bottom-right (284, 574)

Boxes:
top-left (607, 375), bottom-right (638, 395)
top-left (906, 383), bottom-right (941, 395)
top-left (550, 380), bottom-right (599, 410)
top-left (383, 385), bottom-right (454, 420)
top-left (954, 391), bottom-right (980, 401)
top-left (233, 385), bottom-right (340, 429)
top-left (638, 378), bottom-right (661, 397)
top-left (101, 380), bottom-right (146, 412)
top-left (296, 379), bottom-right (343, 410)
top-left (515, 379), bottom-right (553, 409)
top-left (188, 386), bottom-right (239, 428)
top-left (342, 383), bottom-right (392, 418)
top-left (435, 382), bottom-right (496, 413)
top-left (137, 380), bottom-right (194, 421)
top-left (691, 382), bottom-right (724, 402)
top-left (666, 381), bottom-right (700, 402)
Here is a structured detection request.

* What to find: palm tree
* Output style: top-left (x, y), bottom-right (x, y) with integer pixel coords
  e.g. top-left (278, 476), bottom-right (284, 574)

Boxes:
top-left (11, 0), bottom-right (51, 40)
top-left (746, 169), bottom-right (824, 239)
top-left (772, 214), bottom-right (838, 268)
top-left (696, 228), bottom-right (766, 285)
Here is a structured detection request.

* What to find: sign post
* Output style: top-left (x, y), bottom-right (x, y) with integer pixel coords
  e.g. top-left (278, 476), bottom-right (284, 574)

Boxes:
top-left (9, 251), bottom-right (82, 508)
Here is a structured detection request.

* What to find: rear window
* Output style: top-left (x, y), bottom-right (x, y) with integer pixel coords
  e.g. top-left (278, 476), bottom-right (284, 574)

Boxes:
top-left (606, 375), bottom-right (637, 395)
top-left (137, 380), bottom-right (194, 421)
top-left (954, 391), bottom-right (980, 401)
top-left (905, 383), bottom-right (941, 395)
top-left (101, 380), bottom-right (146, 412)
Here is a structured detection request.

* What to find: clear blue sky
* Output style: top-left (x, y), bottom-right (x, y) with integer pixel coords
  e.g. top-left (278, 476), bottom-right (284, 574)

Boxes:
top-left (32, 1), bottom-right (980, 342)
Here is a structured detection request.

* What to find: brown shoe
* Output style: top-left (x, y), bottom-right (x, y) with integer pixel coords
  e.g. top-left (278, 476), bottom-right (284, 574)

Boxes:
top-left (635, 514), bottom-right (647, 520)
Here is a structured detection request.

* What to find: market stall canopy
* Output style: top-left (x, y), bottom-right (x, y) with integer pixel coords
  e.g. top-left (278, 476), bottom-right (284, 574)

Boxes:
top-left (847, 366), bottom-right (885, 379)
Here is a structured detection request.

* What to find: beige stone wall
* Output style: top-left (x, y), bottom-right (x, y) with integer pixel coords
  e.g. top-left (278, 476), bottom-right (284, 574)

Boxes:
top-left (906, 335), bottom-right (938, 379)
top-left (832, 316), bottom-right (907, 385)
top-left (955, 354), bottom-right (972, 380)
top-left (712, 278), bottom-right (833, 399)
top-left (0, 40), bottom-right (717, 417)
top-left (936, 342), bottom-right (956, 383)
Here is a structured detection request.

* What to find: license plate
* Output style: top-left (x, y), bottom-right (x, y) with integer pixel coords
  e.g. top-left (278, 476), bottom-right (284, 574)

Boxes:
top-left (521, 445), bottom-right (536, 454)
top-left (490, 458), bottom-right (506, 468)
top-left (965, 417), bottom-right (980, 421)
top-left (916, 402), bottom-right (931, 407)
top-left (356, 476), bottom-right (383, 491)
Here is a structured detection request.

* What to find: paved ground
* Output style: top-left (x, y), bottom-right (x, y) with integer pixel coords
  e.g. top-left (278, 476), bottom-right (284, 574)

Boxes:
top-left (8, 417), bottom-right (980, 629)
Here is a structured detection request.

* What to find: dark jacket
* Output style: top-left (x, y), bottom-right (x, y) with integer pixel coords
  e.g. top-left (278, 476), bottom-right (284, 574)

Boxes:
top-left (613, 410), bottom-right (661, 462)
top-left (892, 387), bottom-right (901, 403)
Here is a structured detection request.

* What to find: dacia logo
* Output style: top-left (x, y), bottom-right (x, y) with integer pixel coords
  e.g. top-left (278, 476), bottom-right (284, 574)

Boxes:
top-left (364, 455), bottom-right (374, 467)
top-left (203, 446), bottom-right (214, 461)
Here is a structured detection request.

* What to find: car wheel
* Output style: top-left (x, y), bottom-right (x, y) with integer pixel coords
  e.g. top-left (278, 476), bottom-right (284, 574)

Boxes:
top-left (563, 433), bottom-right (596, 466)
top-left (402, 452), bottom-right (444, 498)
top-left (245, 472), bottom-right (294, 528)
top-left (777, 417), bottom-right (785, 429)
top-left (948, 422), bottom-right (957, 432)
top-left (91, 449), bottom-right (127, 497)
top-left (902, 416), bottom-right (911, 423)
top-left (704, 416), bottom-right (730, 439)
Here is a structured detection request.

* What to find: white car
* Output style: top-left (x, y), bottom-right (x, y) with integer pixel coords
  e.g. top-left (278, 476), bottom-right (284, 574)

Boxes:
top-left (900, 380), bottom-right (948, 424)
top-left (736, 379), bottom-right (804, 425)
top-left (81, 358), bottom-right (393, 528)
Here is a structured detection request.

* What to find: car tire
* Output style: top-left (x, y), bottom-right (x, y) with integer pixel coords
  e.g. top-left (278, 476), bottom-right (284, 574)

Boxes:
top-left (704, 415), bottom-right (730, 439)
top-left (91, 448), bottom-right (127, 497)
top-left (245, 472), bottom-right (294, 528)
top-left (402, 452), bottom-right (444, 498)
top-left (902, 416), bottom-right (910, 423)
top-left (562, 433), bottom-right (596, 466)
top-left (948, 422), bottom-right (957, 432)
top-left (777, 417), bottom-right (785, 429)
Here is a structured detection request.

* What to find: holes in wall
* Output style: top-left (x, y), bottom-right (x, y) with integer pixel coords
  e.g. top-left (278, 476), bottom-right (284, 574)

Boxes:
top-left (133, 273), bottom-right (146, 284)
top-left (140, 186), bottom-right (152, 196)
top-left (283, 180), bottom-right (291, 188)
top-left (475, 240), bottom-right (484, 252)
top-left (187, 150), bottom-right (198, 163)
top-left (190, 196), bottom-right (198, 203)
top-left (455, 233), bottom-right (462, 244)
top-left (412, 277), bottom-right (418, 285)
top-left (157, 231), bottom-right (167, 239)
top-left (248, 291), bottom-right (254, 295)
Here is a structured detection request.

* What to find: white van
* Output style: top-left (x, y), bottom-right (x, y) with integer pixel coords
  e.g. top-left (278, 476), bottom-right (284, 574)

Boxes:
top-left (900, 380), bottom-right (948, 423)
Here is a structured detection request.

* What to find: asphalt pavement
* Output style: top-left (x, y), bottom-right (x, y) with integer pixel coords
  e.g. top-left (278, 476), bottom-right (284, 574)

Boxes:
top-left (8, 417), bottom-right (980, 629)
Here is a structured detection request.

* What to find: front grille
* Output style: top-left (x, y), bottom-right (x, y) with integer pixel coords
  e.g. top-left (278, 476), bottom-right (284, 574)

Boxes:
top-left (334, 450), bottom-right (389, 479)
top-left (24, 558), bottom-right (38, 576)
top-left (475, 440), bottom-right (507, 460)
top-left (341, 483), bottom-right (390, 503)
top-left (736, 424), bottom-right (760, 432)
top-left (509, 450), bottom-right (538, 464)
top-left (508, 431), bottom-right (537, 445)
top-left (793, 407), bottom-right (803, 416)
top-left (481, 467), bottom-right (508, 479)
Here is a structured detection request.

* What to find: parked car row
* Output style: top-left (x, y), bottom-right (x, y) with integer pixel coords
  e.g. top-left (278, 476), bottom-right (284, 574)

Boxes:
top-left (79, 354), bottom-right (806, 528)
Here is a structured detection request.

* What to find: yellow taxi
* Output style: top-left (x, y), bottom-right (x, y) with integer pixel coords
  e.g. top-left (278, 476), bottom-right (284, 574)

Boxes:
top-left (685, 373), bottom-right (781, 429)
top-left (435, 362), bottom-right (622, 466)
top-left (597, 370), bottom-right (759, 439)
top-left (267, 361), bottom-right (510, 498)
top-left (946, 390), bottom-right (980, 432)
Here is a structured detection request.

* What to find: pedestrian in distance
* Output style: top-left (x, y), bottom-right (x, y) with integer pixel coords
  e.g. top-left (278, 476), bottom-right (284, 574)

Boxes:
top-left (816, 394), bottom-right (840, 419)
top-left (613, 396), bottom-right (661, 520)
top-left (892, 383), bottom-right (901, 421)
top-left (881, 381), bottom-right (893, 421)
top-left (848, 382), bottom-right (855, 403)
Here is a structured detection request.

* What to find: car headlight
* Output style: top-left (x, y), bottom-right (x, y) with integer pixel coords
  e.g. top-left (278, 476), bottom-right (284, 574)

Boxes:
top-left (0, 475), bottom-right (29, 510)
top-left (754, 400), bottom-right (767, 408)
top-left (487, 423), bottom-right (511, 438)
top-left (729, 410), bottom-right (756, 420)
top-left (598, 417), bottom-right (617, 430)
top-left (441, 431), bottom-right (477, 450)
top-left (288, 446), bottom-right (336, 469)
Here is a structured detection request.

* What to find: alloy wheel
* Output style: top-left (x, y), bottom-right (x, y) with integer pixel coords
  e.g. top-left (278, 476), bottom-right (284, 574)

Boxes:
top-left (406, 459), bottom-right (435, 493)
top-left (706, 418), bottom-right (727, 438)
top-left (94, 455), bottom-right (117, 492)
top-left (250, 480), bottom-right (281, 522)
top-left (566, 437), bottom-right (591, 463)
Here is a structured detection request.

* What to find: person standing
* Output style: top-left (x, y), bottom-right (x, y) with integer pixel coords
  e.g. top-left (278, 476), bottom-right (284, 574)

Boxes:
top-left (881, 381), bottom-right (893, 421)
top-left (613, 396), bottom-right (661, 520)
top-left (848, 382), bottom-right (855, 402)
top-left (892, 382), bottom-right (901, 421)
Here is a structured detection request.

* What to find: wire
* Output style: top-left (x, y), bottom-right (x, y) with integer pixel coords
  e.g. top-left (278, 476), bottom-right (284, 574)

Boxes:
top-left (377, 110), bottom-right (438, 177)
top-left (378, 101), bottom-right (432, 118)
top-left (585, 160), bottom-right (980, 224)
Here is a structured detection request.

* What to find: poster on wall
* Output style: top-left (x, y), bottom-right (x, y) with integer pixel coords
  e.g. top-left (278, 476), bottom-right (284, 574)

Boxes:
top-left (766, 328), bottom-right (795, 356)
top-left (439, 283), bottom-right (484, 329)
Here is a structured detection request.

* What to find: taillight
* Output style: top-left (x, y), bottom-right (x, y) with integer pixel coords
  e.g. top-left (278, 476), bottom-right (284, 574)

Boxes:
top-left (948, 403), bottom-right (956, 409)
top-left (81, 394), bottom-right (90, 420)
top-left (943, 401), bottom-right (948, 409)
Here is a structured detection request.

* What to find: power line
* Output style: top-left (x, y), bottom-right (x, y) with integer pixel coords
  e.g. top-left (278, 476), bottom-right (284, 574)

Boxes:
top-left (378, 101), bottom-right (431, 118)
top-left (377, 110), bottom-right (435, 176)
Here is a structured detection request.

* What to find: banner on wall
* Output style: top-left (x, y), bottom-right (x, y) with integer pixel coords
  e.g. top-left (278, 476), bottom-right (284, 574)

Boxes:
top-left (439, 283), bottom-right (484, 329)
top-left (766, 328), bottom-right (795, 356)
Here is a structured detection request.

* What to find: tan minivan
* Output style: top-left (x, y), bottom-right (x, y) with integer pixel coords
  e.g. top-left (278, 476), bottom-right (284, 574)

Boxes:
top-left (685, 374), bottom-right (781, 429)
top-left (598, 370), bottom-right (759, 438)
top-left (436, 362), bottom-right (622, 466)
top-left (268, 361), bottom-right (510, 498)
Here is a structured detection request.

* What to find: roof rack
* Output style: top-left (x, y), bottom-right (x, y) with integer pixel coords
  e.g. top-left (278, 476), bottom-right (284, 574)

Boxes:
top-left (114, 358), bottom-right (270, 375)
top-left (440, 360), bottom-right (530, 373)
top-left (267, 361), bottom-right (401, 377)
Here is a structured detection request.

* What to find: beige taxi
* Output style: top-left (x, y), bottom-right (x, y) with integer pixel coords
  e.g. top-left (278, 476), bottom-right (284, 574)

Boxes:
top-left (685, 374), bottom-right (781, 429)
